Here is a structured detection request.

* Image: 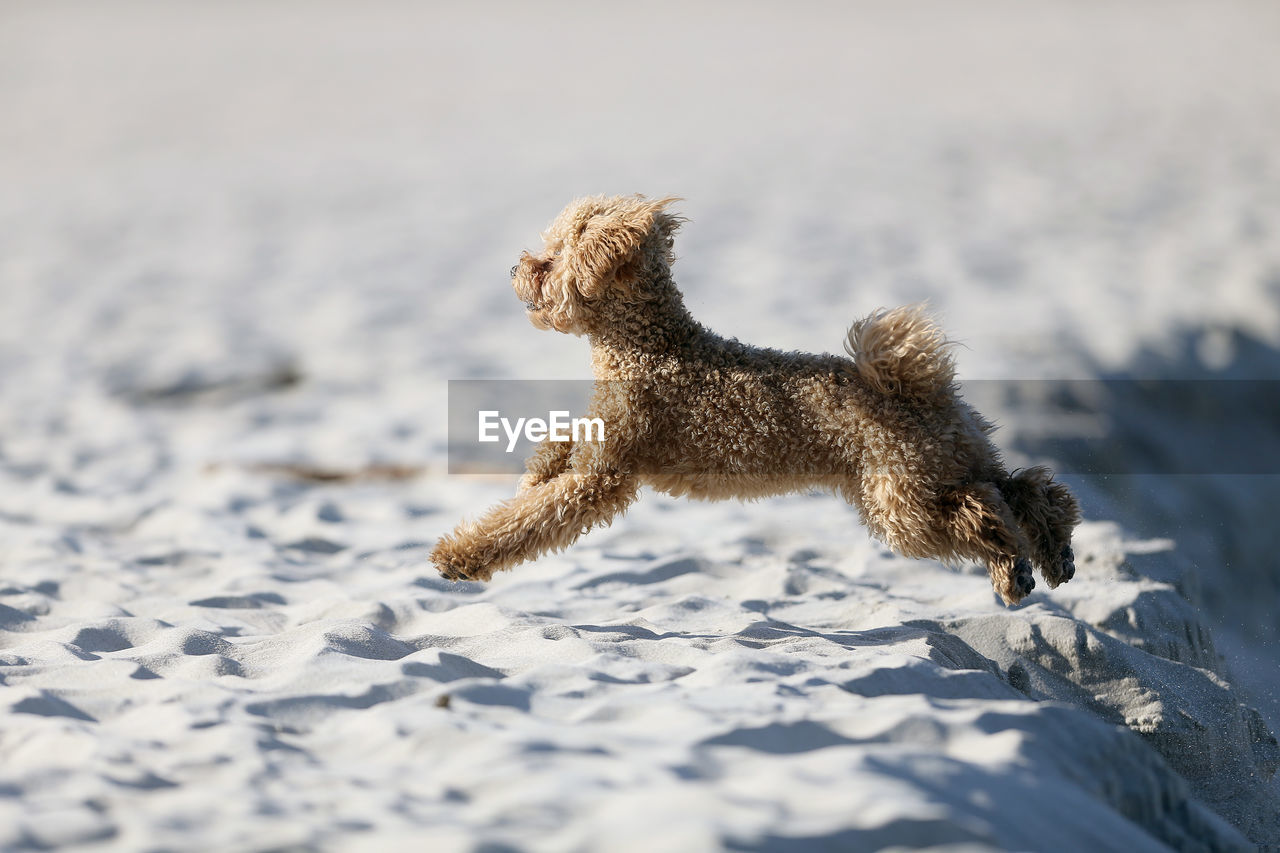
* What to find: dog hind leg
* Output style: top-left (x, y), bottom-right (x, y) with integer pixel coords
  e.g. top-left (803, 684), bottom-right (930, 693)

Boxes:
top-left (938, 483), bottom-right (1035, 605)
top-left (999, 467), bottom-right (1081, 588)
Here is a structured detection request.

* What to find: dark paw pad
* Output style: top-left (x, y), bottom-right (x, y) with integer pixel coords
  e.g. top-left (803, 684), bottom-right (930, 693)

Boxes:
top-left (1014, 558), bottom-right (1036, 597)
top-left (1060, 544), bottom-right (1075, 582)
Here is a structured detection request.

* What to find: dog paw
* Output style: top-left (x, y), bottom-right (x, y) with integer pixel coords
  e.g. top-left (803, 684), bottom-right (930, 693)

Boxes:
top-left (1014, 558), bottom-right (1036, 597)
top-left (1041, 544), bottom-right (1076, 589)
top-left (430, 543), bottom-right (494, 583)
top-left (999, 557), bottom-right (1036, 605)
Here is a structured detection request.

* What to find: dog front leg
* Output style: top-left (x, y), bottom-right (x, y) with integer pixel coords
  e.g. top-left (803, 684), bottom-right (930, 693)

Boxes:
top-left (431, 468), bottom-right (638, 582)
top-left (517, 437), bottom-right (574, 494)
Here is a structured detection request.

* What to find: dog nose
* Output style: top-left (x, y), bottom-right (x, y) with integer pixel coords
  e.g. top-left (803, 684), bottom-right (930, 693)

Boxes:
top-left (510, 264), bottom-right (518, 279)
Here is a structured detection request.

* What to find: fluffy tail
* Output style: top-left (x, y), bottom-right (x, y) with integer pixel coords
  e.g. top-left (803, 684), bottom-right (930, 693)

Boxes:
top-left (844, 304), bottom-right (956, 400)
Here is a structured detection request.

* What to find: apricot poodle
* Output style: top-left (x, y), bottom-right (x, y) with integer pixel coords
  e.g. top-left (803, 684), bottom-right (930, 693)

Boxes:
top-left (431, 195), bottom-right (1080, 605)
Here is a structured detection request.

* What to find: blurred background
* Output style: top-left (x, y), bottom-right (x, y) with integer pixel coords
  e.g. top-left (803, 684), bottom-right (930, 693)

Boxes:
top-left (2, 0), bottom-right (1279, 720)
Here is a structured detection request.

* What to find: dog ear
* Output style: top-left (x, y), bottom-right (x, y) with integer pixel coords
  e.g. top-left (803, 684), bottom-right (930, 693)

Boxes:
top-left (567, 196), bottom-right (681, 297)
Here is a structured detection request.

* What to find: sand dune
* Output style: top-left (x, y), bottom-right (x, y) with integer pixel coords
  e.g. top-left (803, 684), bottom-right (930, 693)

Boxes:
top-left (1, 495), bottom-right (1269, 849)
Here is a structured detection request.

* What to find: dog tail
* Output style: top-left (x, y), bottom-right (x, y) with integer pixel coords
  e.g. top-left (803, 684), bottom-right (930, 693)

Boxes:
top-left (843, 304), bottom-right (956, 400)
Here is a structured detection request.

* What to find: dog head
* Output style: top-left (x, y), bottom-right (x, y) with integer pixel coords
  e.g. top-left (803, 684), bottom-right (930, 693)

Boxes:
top-left (511, 195), bottom-right (682, 335)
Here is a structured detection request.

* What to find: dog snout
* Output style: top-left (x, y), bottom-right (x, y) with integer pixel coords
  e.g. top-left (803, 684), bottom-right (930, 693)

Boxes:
top-left (512, 251), bottom-right (542, 280)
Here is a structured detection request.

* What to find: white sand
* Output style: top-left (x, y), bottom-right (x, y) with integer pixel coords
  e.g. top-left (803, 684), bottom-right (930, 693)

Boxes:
top-left (2, 2), bottom-right (1278, 849)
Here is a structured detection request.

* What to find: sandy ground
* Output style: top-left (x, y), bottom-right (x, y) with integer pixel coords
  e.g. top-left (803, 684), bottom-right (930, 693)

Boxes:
top-left (2, 1), bottom-right (1279, 849)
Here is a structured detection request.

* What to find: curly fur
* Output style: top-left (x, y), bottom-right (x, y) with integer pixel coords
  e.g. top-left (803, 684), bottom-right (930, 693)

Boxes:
top-left (431, 195), bottom-right (1081, 605)
top-left (845, 305), bottom-right (956, 400)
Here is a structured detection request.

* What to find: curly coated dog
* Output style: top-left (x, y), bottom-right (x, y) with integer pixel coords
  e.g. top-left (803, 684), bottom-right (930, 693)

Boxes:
top-left (431, 195), bottom-right (1080, 604)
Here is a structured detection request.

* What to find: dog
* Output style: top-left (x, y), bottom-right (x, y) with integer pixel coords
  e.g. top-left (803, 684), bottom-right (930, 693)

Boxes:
top-left (431, 195), bottom-right (1080, 605)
